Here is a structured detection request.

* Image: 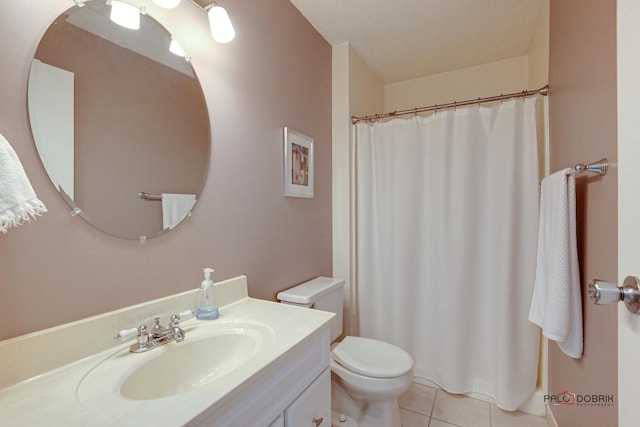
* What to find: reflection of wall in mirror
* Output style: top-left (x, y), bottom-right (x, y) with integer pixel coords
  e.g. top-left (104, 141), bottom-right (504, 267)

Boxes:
top-left (34, 18), bottom-right (209, 238)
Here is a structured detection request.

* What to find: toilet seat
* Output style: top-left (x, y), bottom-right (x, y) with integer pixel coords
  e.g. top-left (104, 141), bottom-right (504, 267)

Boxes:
top-left (332, 336), bottom-right (413, 378)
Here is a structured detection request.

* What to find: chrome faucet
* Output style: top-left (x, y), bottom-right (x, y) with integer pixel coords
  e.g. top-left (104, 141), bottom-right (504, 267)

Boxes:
top-left (169, 314), bottom-right (185, 342)
top-left (129, 314), bottom-right (186, 353)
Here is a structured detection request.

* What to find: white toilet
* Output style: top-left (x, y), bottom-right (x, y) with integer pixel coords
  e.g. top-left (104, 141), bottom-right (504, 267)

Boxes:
top-left (278, 277), bottom-right (413, 427)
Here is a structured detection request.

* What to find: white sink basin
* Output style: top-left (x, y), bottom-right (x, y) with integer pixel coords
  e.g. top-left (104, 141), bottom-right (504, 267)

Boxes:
top-left (77, 321), bottom-right (275, 403)
top-left (121, 329), bottom-right (263, 400)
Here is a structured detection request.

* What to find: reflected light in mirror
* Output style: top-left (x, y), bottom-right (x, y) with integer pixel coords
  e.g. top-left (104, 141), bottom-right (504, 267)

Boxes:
top-left (208, 4), bottom-right (235, 43)
top-left (169, 37), bottom-right (186, 57)
top-left (110, 1), bottom-right (141, 30)
top-left (154, 0), bottom-right (181, 8)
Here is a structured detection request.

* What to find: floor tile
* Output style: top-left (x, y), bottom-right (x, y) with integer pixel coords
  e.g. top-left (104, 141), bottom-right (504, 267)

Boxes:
top-left (400, 408), bottom-right (430, 427)
top-left (431, 391), bottom-right (491, 427)
top-left (429, 418), bottom-right (461, 427)
top-left (399, 383), bottom-right (437, 416)
top-left (490, 405), bottom-right (548, 427)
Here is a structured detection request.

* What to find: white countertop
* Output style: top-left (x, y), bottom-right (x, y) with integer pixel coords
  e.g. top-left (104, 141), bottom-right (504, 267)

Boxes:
top-left (0, 297), bottom-right (333, 426)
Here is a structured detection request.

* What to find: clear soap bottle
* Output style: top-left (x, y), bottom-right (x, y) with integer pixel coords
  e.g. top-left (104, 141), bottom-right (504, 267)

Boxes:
top-left (196, 267), bottom-right (219, 320)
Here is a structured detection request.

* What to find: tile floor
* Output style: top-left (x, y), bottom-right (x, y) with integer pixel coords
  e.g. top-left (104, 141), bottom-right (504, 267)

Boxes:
top-left (399, 383), bottom-right (549, 427)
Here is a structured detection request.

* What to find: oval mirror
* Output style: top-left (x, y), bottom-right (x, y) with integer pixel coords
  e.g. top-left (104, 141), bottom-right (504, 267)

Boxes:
top-left (28, 2), bottom-right (210, 239)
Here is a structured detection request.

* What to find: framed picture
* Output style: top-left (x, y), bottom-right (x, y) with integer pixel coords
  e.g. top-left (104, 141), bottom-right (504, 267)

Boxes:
top-left (283, 127), bottom-right (314, 198)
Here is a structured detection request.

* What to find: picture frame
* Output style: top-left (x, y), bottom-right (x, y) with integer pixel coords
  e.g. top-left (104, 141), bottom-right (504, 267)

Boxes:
top-left (283, 127), bottom-right (314, 198)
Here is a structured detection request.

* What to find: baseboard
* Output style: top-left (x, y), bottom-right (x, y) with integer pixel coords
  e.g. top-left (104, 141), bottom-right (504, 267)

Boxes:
top-left (546, 404), bottom-right (559, 427)
top-left (518, 388), bottom-right (546, 417)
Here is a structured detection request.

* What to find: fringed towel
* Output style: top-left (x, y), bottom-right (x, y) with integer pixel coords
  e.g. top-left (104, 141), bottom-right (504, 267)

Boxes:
top-left (0, 133), bottom-right (47, 233)
top-left (528, 168), bottom-right (582, 358)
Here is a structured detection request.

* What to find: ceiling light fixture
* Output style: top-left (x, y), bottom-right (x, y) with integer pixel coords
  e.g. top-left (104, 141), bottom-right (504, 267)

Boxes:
top-left (188, 1), bottom-right (235, 44)
top-left (94, 0), bottom-right (235, 43)
top-left (108, 0), bottom-right (142, 30)
top-left (205, 3), bottom-right (235, 43)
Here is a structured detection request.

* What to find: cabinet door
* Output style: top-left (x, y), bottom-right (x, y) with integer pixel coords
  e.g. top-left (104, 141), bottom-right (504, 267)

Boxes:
top-left (284, 368), bottom-right (330, 427)
top-left (268, 414), bottom-right (284, 427)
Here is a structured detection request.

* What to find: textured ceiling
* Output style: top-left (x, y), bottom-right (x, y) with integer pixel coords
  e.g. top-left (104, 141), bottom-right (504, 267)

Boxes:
top-left (289, 0), bottom-right (545, 83)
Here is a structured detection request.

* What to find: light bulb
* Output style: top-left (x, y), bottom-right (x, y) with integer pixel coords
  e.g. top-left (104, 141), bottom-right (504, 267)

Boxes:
top-left (110, 1), bottom-right (140, 30)
top-left (153, 0), bottom-right (180, 9)
top-left (208, 5), bottom-right (235, 43)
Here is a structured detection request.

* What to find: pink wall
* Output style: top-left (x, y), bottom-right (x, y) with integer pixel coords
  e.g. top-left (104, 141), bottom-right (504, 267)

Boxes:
top-left (0, 0), bottom-right (332, 340)
top-left (548, 0), bottom-right (617, 425)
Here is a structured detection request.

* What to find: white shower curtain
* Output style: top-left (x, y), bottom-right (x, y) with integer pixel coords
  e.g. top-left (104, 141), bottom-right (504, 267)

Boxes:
top-left (355, 97), bottom-right (541, 411)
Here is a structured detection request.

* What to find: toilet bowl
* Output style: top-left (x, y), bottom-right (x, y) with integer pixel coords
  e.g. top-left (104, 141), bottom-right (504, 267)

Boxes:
top-left (278, 277), bottom-right (414, 427)
top-left (331, 336), bottom-right (413, 401)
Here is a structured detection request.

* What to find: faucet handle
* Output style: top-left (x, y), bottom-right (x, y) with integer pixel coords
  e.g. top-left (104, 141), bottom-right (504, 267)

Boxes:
top-left (136, 325), bottom-right (149, 344)
top-left (177, 309), bottom-right (194, 321)
top-left (169, 314), bottom-right (180, 326)
top-left (169, 314), bottom-right (186, 342)
top-left (114, 327), bottom-right (138, 341)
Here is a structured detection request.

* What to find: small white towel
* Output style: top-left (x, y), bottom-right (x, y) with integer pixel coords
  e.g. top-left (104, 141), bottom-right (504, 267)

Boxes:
top-left (528, 168), bottom-right (582, 358)
top-left (162, 193), bottom-right (196, 230)
top-left (0, 133), bottom-right (47, 233)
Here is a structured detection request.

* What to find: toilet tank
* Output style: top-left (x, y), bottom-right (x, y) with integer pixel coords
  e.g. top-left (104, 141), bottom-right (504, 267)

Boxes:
top-left (277, 277), bottom-right (345, 342)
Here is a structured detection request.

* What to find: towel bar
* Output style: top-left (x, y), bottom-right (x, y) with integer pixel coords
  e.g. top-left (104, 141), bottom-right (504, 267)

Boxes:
top-left (573, 158), bottom-right (608, 176)
top-left (138, 192), bottom-right (162, 200)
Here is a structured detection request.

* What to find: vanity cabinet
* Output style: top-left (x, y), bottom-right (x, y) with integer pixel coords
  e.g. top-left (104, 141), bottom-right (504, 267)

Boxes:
top-left (0, 285), bottom-right (335, 427)
top-left (268, 415), bottom-right (284, 427)
top-left (193, 326), bottom-right (331, 427)
top-left (284, 368), bottom-right (330, 426)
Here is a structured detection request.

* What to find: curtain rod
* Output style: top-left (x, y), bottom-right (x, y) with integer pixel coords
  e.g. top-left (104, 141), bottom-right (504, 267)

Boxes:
top-left (351, 85), bottom-right (549, 124)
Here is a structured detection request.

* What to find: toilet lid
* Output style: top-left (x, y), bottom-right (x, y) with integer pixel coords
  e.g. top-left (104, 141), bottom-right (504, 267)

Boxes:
top-left (332, 336), bottom-right (413, 379)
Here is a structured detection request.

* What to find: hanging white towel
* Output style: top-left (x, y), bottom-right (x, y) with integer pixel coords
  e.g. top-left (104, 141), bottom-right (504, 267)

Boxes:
top-left (162, 193), bottom-right (196, 230)
top-left (0, 133), bottom-right (47, 233)
top-left (528, 168), bottom-right (582, 358)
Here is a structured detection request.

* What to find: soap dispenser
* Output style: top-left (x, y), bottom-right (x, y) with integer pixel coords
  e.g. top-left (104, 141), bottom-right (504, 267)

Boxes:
top-left (196, 267), bottom-right (219, 320)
